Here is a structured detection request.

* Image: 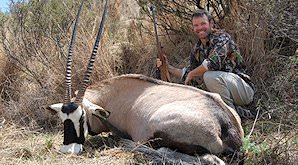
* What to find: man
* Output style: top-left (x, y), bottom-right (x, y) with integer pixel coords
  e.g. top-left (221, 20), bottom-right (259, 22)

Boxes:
top-left (157, 9), bottom-right (256, 119)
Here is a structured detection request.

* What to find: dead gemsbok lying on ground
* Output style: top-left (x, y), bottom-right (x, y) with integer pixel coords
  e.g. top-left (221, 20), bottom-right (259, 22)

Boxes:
top-left (47, 0), bottom-right (244, 163)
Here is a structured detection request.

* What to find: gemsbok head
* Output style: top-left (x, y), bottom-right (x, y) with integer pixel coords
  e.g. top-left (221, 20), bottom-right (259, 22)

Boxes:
top-left (48, 0), bottom-right (109, 154)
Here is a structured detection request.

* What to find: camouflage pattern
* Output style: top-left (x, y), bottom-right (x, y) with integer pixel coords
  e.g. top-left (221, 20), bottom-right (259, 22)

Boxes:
top-left (183, 30), bottom-right (255, 90)
top-left (189, 31), bottom-right (246, 73)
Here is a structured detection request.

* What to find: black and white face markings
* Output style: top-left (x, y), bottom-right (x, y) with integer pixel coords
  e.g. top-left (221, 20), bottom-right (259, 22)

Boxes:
top-left (49, 0), bottom-right (108, 154)
top-left (49, 102), bottom-right (88, 154)
top-left (61, 102), bottom-right (88, 145)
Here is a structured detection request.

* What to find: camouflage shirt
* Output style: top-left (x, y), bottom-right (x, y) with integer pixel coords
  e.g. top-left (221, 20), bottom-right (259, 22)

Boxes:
top-left (183, 31), bottom-right (254, 89)
top-left (189, 31), bottom-right (246, 73)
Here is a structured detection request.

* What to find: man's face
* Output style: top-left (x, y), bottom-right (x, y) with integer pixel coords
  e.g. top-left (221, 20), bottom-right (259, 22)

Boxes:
top-left (192, 15), bottom-right (212, 41)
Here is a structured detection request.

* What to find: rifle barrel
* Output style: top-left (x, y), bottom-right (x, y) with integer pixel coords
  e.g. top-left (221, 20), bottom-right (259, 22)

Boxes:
top-left (149, 5), bottom-right (171, 82)
top-left (150, 6), bottom-right (161, 51)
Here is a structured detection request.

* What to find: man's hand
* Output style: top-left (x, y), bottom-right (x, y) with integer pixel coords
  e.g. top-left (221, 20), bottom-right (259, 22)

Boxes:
top-left (184, 71), bottom-right (194, 85)
top-left (155, 54), bottom-right (171, 82)
top-left (184, 65), bottom-right (208, 85)
top-left (156, 58), bottom-right (162, 68)
top-left (156, 54), bottom-right (168, 68)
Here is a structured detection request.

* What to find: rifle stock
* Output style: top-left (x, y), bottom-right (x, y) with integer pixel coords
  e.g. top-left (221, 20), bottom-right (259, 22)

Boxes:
top-left (150, 5), bottom-right (171, 82)
top-left (157, 43), bottom-right (171, 82)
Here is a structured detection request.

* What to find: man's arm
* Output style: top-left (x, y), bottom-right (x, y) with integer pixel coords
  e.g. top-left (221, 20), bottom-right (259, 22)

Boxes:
top-left (185, 33), bottom-right (233, 84)
top-left (156, 58), bottom-right (183, 79)
top-left (168, 65), bottom-right (183, 79)
top-left (184, 64), bottom-right (207, 85)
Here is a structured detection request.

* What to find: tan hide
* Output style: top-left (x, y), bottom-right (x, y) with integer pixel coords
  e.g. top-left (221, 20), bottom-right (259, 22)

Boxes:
top-left (83, 74), bottom-right (244, 155)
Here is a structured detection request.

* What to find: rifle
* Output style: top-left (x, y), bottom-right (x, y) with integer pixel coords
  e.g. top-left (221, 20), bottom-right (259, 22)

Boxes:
top-left (149, 5), bottom-right (171, 82)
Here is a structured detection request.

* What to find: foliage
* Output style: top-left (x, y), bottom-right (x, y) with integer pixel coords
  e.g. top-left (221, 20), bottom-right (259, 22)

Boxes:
top-left (45, 135), bottom-right (54, 150)
top-left (136, 0), bottom-right (233, 33)
top-left (241, 136), bottom-right (271, 160)
top-left (0, 0), bottom-right (119, 125)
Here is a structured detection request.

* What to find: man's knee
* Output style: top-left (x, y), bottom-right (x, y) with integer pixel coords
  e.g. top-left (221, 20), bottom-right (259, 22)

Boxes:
top-left (203, 71), bottom-right (234, 106)
top-left (203, 71), bottom-right (220, 85)
top-left (203, 71), bottom-right (213, 83)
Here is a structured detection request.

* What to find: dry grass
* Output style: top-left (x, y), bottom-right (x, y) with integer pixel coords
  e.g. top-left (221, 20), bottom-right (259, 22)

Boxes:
top-left (0, 122), bottom-right (152, 165)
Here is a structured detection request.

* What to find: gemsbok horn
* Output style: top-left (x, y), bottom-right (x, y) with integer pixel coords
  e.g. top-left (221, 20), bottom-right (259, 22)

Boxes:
top-left (48, 0), bottom-right (108, 154)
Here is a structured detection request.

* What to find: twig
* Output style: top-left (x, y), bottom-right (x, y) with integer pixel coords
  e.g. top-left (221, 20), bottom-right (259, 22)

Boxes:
top-left (248, 107), bottom-right (261, 138)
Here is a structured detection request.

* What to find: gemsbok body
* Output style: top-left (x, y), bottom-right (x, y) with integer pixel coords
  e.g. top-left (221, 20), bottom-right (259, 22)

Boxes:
top-left (47, 0), bottom-right (244, 163)
top-left (49, 73), bottom-right (244, 155)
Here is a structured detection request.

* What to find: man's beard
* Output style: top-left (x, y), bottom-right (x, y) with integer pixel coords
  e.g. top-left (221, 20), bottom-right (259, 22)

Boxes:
top-left (197, 28), bottom-right (211, 40)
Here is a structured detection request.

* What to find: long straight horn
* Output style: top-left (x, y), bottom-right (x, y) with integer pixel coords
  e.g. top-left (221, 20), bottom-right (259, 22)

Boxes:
top-left (64, 0), bottom-right (85, 103)
top-left (74, 0), bottom-right (108, 104)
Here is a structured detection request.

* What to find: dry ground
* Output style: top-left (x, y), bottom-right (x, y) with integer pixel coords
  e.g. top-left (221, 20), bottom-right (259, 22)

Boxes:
top-left (1, 117), bottom-right (297, 165)
top-left (0, 122), bottom-right (153, 165)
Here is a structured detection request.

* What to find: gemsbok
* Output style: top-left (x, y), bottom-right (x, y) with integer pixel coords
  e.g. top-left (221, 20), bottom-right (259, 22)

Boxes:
top-left (47, 0), bottom-right (244, 163)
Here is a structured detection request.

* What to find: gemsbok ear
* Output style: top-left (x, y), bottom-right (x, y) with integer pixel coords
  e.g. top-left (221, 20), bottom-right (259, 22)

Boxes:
top-left (92, 108), bottom-right (110, 119)
top-left (47, 103), bottom-right (63, 115)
